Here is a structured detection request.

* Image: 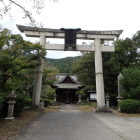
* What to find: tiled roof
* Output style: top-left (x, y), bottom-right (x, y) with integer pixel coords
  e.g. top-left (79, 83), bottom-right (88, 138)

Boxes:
top-left (52, 74), bottom-right (84, 89)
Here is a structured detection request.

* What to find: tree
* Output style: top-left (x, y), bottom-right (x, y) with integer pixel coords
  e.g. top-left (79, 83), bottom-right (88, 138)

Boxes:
top-left (121, 68), bottom-right (140, 100)
top-left (0, 29), bottom-right (45, 93)
top-left (109, 37), bottom-right (139, 69)
top-left (0, 28), bottom-right (47, 115)
top-left (42, 61), bottom-right (59, 89)
top-left (71, 53), bottom-right (95, 90)
top-left (71, 31), bottom-right (140, 96)
top-left (104, 36), bottom-right (140, 94)
top-left (46, 57), bottom-right (81, 73)
top-left (0, 0), bottom-right (57, 26)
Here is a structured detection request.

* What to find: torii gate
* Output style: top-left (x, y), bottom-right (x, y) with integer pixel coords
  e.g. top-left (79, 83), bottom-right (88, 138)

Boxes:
top-left (17, 25), bottom-right (123, 111)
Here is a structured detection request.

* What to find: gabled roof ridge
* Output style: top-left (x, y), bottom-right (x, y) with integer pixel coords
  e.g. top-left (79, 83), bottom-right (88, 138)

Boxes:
top-left (57, 75), bottom-right (67, 83)
top-left (67, 75), bottom-right (79, 84)
top-left (57, 74), bottom-right (79, 84)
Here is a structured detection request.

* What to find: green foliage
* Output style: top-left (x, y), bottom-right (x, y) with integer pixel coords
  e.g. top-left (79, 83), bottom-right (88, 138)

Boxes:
top-left (70, 33), bottom-right (140, 102)
top-left (0, 29), bottom-right (45, 116)
top-left (0, 92), bottom-right (8, 115)
top-left (0, 95), bottom-right (4, 113)
top-left (119, 99), bottom-right (140, 113)
top-left (46, 56), bottom-right (81, 73)
top-left (41, 88), bottom-right (55, 107)
top-left (107, 93), bottom-right (118, 106)
top-left (103, 36), bottom-right (140, 94)
top-left (14, 94), bottom-right (32, 116)
top-left (76, 89), bottom-right (86, 97)
top-left (41, 62), bottom-right (59, 99)
top-left (71, 53), bottom-right (95, 89)
top-left (112, 38), bottom-right (137, 68)
top-left (45, 89), bottom-right (55, 100)
top-left (42, 62), bottom-right (59, 86)
top-left (121, 68), bottom-right (140, 100)
top-left (0, 29), bottom-right (45, 92)
top-left (0, 92), bottom-right (32, 117)
top-left (44, 99), bottom-right (53, 107)
top-left (42, 89), bottom-right (55, 107)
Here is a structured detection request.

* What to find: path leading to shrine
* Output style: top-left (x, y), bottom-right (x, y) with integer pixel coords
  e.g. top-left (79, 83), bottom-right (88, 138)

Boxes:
top-left (10, 104), bottom-right (140, 140)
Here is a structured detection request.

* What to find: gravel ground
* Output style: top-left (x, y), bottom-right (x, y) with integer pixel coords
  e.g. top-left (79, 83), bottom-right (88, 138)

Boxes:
top-left (0, 109), bottom-right (42, 140)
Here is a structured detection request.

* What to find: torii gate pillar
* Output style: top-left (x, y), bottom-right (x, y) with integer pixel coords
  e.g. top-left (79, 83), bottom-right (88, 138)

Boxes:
top-left (32, 34), bottom-right (46, 107)
top-left (94, 38), bottom-right (105, 110)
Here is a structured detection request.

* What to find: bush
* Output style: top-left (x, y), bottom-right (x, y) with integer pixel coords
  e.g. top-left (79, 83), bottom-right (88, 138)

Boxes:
top-left (44, 89), bottom-right (55, 100)
top-left (14, 95), bottom-right (32, 116)
top-left (121, 68), bottom-right (140, 100)
top-left (107, 93), bottom-right (118, 106)
top-left (44, 99), bottom-right (53, 107)
top-left (0, 96), bottom-right (4, 114)
top-left (0, 92), bottom-right (8, 115)
top-left (119, 99), bottom-right (140, 113)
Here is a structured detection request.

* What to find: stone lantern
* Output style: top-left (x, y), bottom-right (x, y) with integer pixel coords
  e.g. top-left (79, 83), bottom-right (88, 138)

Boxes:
top-left (5, 91), bottom-right (17, 120)
top-left (52, 93), bottom-right (58, 105)
top-left (77, 94), bottom-right (82, 105)
top-left (105, 94), bottom-right (110, 108)
top-left (53, 94), bottom-right (57, 103)
top-left (78, 94), bottom-right (82, 102)
top-left (40, 95), bottom-right (46, 108)
top-left (116, 94), bottom-right (123, 111)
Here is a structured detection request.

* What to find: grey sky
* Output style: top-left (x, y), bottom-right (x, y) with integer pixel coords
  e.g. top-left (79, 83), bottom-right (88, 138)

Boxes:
top-left (1, 0), bottom-right (140, 58)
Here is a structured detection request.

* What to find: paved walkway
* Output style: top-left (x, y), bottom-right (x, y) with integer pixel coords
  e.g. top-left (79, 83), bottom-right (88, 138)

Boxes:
top-left (93, 112), bottom-right (140, 140)
top-left (10, 104), bottom-right (140, 140)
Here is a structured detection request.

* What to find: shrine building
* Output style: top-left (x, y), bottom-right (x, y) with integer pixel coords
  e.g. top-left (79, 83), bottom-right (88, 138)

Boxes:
top-left (52, 73), bottom-right (84, 104)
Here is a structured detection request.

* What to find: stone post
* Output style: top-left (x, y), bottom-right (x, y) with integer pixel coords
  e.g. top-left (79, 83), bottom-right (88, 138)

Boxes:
top-left (94, 38), bottom-right (105, 111)
top-left (32, 34), bottom-right (46, 108)
top-left (117, 94), bottom-right (123, 111)
top-left (118, 73), bottom-right (123, 95)
top-left (77, 94), bottom-right (82, 105)
top-left (105, 94), bottom-right (110, 108)
top-left (5, 91), bottom-right (17, 120)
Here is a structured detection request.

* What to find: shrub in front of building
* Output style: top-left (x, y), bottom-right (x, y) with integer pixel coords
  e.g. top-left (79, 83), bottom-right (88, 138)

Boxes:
top-left (119, 99), bottom-right (140, 113)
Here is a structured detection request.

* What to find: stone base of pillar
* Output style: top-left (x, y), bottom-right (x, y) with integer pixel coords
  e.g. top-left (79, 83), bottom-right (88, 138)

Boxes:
top-left (95, 106), bottom-right (112, 113)
top-left (5, 117), bottom-right (15, 120)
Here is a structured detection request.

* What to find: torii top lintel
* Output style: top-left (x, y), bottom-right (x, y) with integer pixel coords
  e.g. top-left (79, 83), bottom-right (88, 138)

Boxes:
top-left (16, 25), bottom-right (123, 40)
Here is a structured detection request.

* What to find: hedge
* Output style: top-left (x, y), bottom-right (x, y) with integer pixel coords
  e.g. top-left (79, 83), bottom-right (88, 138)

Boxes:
top-left (0, 96), bottom-right (4, 115)
top-left (119, 99), bottom-right (140, 113)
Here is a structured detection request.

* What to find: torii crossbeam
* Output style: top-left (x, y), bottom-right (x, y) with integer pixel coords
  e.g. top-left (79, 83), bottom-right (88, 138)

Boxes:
top-left (17, 25), bottom-right (123, 111)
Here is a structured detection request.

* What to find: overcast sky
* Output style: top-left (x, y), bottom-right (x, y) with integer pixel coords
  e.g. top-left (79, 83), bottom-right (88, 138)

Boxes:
top-left (1, 0), bottom-right (140, 58)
